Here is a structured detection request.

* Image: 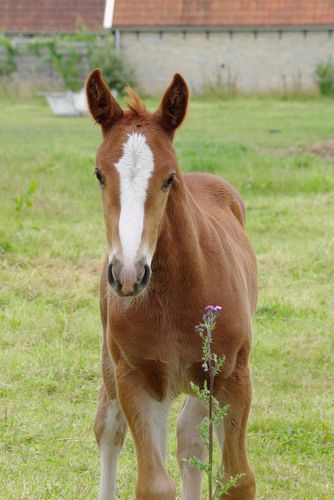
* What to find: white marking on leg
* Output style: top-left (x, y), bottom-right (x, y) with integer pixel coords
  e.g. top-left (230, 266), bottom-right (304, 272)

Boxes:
top-left (148, 398), bottom-right (171, 461)
top-left (177, 396), bottom-right (207, 500)
top-left (133, 396), bottom-right (175, 499)
top-left (99, 400), bottom-right (126, 500)
top-left (114, 133), bottom-right (154, 268)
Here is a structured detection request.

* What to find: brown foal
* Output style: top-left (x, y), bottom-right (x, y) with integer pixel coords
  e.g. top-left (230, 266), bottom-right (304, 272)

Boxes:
top-left (86, 69), bottom-right (257, 500)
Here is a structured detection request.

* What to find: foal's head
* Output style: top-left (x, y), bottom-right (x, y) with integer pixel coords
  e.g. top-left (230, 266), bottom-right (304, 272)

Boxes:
top-left (86, 69), bottom-right (188, 297)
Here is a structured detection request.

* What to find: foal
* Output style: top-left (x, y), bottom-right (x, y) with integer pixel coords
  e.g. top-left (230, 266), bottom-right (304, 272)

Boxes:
top-left (86, 69), bottom-right (257, 500)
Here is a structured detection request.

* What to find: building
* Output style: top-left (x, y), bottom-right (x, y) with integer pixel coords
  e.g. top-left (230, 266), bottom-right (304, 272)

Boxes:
top-left (109, 0), bottom-right (334, 94)
top-left (1, 1), bottom-right (334, 94)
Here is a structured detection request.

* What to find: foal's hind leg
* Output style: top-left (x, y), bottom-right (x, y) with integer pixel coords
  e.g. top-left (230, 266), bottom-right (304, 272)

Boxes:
top-left (177, 396), bottom-right (207, 500)
top-left (216, 363), bottom-right (256, 500)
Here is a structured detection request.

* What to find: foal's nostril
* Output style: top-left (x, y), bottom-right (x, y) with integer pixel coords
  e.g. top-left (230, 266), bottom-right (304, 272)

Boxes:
top-left (107, 263), bottom-right (118, 288)
top-left (138, 264), bottom-right (151, 291)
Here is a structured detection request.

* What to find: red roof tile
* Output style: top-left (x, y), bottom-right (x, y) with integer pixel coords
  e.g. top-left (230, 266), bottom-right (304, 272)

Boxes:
top-left (0, 0), bottom-right (105, 34)
top-left (113, 0), bottom-right (334, 27)
top-left (1, 1), bottom-right (333, 34)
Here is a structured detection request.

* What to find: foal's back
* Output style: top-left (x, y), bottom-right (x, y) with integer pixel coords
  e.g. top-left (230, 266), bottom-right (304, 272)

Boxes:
top-left (184, 172), bottom-right (246, 227)
top-left (184, 171), bottom-right (257, 319)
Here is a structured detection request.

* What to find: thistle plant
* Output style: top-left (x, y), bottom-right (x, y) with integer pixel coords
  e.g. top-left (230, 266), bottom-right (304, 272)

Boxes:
top-left (188, 305), bottom-right (243, 499)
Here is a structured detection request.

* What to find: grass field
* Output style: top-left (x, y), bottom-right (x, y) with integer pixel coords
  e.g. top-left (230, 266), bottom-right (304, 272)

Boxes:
top-left (1, 94), bottom-right (334, 499)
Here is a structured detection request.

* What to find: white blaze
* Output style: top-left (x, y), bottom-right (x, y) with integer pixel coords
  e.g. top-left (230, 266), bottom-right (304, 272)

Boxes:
top-left (114, 133), bottom-right (154, 267)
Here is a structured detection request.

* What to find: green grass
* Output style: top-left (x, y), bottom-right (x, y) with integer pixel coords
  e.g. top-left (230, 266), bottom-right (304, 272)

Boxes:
top-left (1, 95), bottom-right (333, 499)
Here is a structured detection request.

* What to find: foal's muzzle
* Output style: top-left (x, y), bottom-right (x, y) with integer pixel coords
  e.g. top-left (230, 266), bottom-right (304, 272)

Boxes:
top-left (107, 260), bottom-right (151, 297)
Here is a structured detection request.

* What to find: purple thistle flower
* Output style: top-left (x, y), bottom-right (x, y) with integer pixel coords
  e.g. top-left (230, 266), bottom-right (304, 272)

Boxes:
top-left (205, 305), bottom-right (222, 313)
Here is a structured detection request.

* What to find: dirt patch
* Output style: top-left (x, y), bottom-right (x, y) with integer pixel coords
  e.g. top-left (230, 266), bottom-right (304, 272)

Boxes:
top-left (308, 140), bottom-right (334, 159)
top-left (261, 139), bottom-right (334, 159)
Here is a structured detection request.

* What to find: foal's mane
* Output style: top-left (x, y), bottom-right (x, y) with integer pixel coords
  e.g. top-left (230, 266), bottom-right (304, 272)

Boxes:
top-left (124, 86), bottom-right (147, 115)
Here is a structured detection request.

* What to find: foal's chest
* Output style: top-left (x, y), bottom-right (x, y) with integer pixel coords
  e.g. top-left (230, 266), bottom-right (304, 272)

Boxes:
top-left (108, 305), bottom-right (203, 399)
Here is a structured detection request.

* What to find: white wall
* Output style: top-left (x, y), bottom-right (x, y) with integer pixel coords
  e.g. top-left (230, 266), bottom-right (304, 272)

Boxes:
top-left (119, 30), bottom-right (334, 94)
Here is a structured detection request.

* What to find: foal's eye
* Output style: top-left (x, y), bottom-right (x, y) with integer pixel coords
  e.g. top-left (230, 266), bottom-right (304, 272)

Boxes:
top-left (95, 168), bottom-right (105, 187)
top-left (163, 173), bottom-right (176, 191)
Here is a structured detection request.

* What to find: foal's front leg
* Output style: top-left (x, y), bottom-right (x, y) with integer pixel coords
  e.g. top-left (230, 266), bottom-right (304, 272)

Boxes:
top-left (116, 362), bottom-right (176, 500)
top-left (177, 396), bottom-right (207, 500)
top-left (94, 384), bottom-right (127, 500)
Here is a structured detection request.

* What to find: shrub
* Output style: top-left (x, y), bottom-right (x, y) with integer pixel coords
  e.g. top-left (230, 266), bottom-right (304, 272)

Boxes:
top-left (315, 59), bottom-right (334, 96)
top-left (88, 35), bottom-right (137, 93)
top-left (0, 34), bottom-right (17, 77)
top-left (28, 33), bottom-right (136, 93)
top-left (28, 36), bottom-right (89, 91)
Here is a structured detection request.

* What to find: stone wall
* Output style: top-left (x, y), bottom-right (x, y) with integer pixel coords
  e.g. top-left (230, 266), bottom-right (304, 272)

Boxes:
top-left (118, 29), bottom-right (334, 94)
top-left (0, 38), bottom-right (89, 91)
top-left (1, 30), bottom-right (333, 95)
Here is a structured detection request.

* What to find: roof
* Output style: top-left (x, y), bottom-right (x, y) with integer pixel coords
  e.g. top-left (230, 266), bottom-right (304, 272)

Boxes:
top-left (0, 0), bottom-right (105, 34)
top-left (112, 0), bottom-right (334, 28)
top-left (1, 1), bottom-right (333, 35)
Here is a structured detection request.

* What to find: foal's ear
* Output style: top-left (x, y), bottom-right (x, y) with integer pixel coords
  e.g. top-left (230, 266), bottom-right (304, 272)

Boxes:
top-left (86, 69), bottom-right (123, 130)
top-left (156, 73), bottom-right (189, 134)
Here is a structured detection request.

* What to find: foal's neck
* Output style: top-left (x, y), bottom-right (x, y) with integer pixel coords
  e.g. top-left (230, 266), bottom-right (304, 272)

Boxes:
top-left (152, 175), bottom-right (205, 292)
